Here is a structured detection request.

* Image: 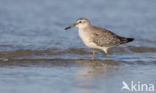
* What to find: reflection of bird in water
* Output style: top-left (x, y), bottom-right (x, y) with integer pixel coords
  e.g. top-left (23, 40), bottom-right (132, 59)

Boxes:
top-left (65, 18), bottom-right (134, 60)
top-left (75, 66), bottom-right (107, 93)
top-left (75, 64), bottom-right (118, 93)
top-left (77, 66), bottom-right (108, 79)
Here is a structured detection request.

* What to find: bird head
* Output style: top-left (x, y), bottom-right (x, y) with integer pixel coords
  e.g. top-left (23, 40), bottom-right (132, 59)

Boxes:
top-left (65, 18), bottom-right (91, 30)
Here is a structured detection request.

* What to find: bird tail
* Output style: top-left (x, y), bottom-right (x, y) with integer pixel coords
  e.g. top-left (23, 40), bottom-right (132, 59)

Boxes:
top-left (120, 37), bottom-right (134, 44)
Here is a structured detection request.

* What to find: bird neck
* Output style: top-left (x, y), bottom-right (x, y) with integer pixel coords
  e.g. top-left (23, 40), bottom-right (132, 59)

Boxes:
top-left (78, 24), bottom-right (91, 30)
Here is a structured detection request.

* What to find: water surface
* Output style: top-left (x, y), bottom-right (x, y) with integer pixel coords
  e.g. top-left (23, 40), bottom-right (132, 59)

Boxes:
top-left (0, 0), bottom-right (156, 93)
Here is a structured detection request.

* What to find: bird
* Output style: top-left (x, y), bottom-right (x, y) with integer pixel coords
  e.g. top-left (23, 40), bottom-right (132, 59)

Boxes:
top-left (64, 18), bottom-right (134, 60)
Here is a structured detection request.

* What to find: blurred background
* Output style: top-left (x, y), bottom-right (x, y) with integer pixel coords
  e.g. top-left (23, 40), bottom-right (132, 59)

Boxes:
top-left (0, 0), bottom-right (156, 50)
top-left (0, 0), bottom-right (156, 93)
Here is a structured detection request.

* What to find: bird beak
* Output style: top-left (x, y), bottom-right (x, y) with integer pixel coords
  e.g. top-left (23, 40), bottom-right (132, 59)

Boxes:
top-left (64, 23), bottom-right (78, 30)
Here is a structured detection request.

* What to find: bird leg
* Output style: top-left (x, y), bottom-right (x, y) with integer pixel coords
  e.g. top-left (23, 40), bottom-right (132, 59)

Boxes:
top-left (106, 54), bottom-right (109, 60)
top-left (92, 49), bottom-right (96, 60)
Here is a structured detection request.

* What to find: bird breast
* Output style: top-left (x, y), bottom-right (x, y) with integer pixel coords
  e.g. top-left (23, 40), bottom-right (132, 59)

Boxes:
top-left (78, 29), bottom-right (98, 49)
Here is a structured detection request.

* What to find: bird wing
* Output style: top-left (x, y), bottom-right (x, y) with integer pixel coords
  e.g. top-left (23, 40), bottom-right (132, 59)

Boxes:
top-left (91, 26), bottom-right (122, 47)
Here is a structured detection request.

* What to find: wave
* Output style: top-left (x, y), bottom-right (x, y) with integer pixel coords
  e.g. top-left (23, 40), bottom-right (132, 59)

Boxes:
top-left (0, 59), bottom-right (155, 67)
top-left (0, 46), bottom-right (155, 58)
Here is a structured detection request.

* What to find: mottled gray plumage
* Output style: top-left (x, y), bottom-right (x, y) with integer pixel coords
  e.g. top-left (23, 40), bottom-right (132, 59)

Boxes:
top-left (90, 26), bottom-right (132, 47)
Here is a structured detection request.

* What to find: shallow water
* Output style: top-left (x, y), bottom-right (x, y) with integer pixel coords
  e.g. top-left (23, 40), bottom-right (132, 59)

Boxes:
top-left (0, 0), bottom-right (156, 93)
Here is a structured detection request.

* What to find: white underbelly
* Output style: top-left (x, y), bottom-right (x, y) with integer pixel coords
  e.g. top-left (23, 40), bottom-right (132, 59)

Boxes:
top-left (78, 30), bottom-right (99, 49)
